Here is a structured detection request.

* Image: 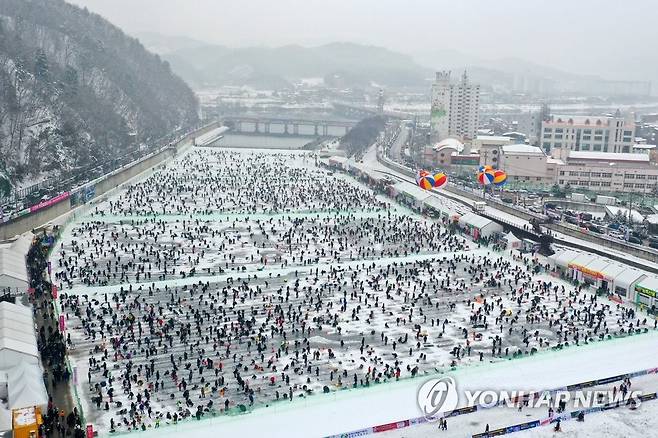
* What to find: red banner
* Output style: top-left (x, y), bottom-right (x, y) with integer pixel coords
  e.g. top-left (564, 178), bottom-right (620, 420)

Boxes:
top-left (52, 284), bottom-right (58, 299)
top-left (29, 192), bottom-right (70, 213)
top-left (86, 424), bottom-right (94, 438)
top-left (59, 315), bottom-right (65, 332)
top-left (373, 420), bottom-right (409, 433)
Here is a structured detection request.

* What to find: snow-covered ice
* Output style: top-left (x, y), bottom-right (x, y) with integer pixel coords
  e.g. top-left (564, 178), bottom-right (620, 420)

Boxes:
top-left (50, 147), bottom-right (658, 437)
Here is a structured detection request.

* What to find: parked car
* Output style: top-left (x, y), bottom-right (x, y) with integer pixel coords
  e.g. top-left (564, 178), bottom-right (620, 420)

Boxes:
top-left (609, 232), bottom-right (625, 240)
top-left (628, 236), bottom-right (642, 244)
top-left (565, 216), bottom-right (579, 225)
top-left (649, 241), bottom-right (658, 250)
top-left (588, 224), bottom-right (604, 234)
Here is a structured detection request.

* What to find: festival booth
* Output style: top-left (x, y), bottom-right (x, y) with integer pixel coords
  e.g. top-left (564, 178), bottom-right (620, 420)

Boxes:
top-left (597, 263), bottom-right (628, 294)
top-left (458, 213), bottom-right (503, 239)
top-left (346, 161), bottom-right (367, 178)
top-left (358, 167), bottom-right (391, 189)
top-left (613, 268), bottom-right (646, 299)
top-left (327, 156), bottom-right (349, 170)
top-left (0, 302), bottom-right (48, 413)
top-left (422, 197), bottom-right (460, 222)
top-left (548, 249), bottom-right (580, 277)
top-left (501, 232), bottom-right (522, 250)
top-left (633, 276), bottom-right (658, 310)
top-left (11, 406), bottom-right (43, 438)
top-left (567, 253), bottom-right (604, 285)
top-left (390, 182), bottom-right (432, 212)
top-left (0, 235), bottom-right (32, 293)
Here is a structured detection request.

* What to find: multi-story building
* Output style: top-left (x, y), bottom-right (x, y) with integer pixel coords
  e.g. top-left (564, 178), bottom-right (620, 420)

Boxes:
top-left (477, 145), bottom-right (658, 194)
top-left (430, 70), bottom-right (480, 143)
top-left (555, 152), bottom-right (658, 195)
top-left (540, 110), bottom-right (636, 159)
top-left (478, 143), bottom-right (557, 187)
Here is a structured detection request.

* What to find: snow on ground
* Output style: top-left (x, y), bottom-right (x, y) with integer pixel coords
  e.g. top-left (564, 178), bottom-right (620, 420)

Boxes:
top-left (98, 332), bottom-right (658, 438)
top-left (51, 146), bottom-right (658, 437)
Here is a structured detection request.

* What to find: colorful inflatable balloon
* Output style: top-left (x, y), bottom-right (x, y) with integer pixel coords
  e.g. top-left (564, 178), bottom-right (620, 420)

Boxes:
top-left (493, 169), bottom-right (507, 186)
top-left (417, 174), bottom-right (436, 190)
top-left (433, 172), bottom-right (448, 189)
top-left (478, 165), bottom-right (493, 174)
top-left (477, 170), bottom-right (495, 185)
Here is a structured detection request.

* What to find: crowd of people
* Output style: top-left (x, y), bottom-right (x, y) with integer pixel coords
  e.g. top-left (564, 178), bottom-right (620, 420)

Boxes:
top-left (27, 235), bottom-right (84, 437)
top-left (51, 148), bottom-right (649, 434)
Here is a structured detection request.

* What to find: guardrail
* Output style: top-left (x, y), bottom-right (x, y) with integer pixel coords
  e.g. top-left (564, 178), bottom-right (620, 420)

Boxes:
top-left (0, 121), bottom-right (221, 240)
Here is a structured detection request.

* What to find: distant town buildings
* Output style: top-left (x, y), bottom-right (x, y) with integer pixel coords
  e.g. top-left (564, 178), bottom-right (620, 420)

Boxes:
top-left (540, 110), bottom-right (636, 159)
top-left (430, 70), bottom-right (480, 143)
top-left (475, 138), bottom-right (658, 194)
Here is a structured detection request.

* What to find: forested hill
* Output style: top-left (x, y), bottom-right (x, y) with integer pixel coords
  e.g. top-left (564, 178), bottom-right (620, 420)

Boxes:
top-left (0, 0), bottom-right (199, 194)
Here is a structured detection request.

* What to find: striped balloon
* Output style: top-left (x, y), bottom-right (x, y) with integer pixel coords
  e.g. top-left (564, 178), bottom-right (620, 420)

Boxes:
top-left (493, 169), bottom-right (507, 186)
top-left (417, 175), bottom-right (435, 190)
top-left (478, 165), bottom-right (493, 174)
top-left (477, 170), bottom-right (495, 185)
top-left (433, 172), bottom-right (448, 188)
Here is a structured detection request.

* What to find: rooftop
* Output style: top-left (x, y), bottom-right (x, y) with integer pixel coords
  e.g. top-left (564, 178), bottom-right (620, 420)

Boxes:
top-left (567, 151), bottom-right (650, 163)
top-left (502, 144), bottom-right (544, 155)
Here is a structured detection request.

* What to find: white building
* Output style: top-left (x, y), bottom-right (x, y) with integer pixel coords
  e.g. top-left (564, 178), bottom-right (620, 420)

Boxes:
top-left (541, 110), bottom-right (636, 159)
top-left (430, 70), bottom-right (480, 143)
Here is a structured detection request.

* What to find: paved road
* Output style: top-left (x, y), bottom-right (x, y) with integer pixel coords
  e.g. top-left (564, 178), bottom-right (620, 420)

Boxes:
top-left (389, 127), bottom-right (409, 162)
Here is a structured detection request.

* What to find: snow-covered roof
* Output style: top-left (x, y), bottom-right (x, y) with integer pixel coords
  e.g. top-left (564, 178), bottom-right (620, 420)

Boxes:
top-left (548, 115), bottom-right (611, 126)
top-left (502, 144), bottom-right (544, 155)
top-left (583, 257), bottom-right (610, 274)
top-left (614, 269), bottom-right (646, 291)
top-left (546, 157), bottom-right (565, 165)
top-left (8, 363), bottom-right (48, 409)
top-left (568, 252), bottom-right (598, 268)
top-left (432, 138), bottom-right (464, 153)
top-left (604, 206), bottom-right (644, 224)
top-left (392, 182), bottom-right (432, 202)
top-left (503, 232), bottom-right (521, 243)
top-left (0, 236), bottom-right (31, 289)
top-left (476, 135), bottom-right (512, 143)
top-left (599, 263), bottom-right (628, 280)
top-left (422, 197), bottom-right (460, 217)
top-left (551, 249), bottom-right (580, 269)
top-left (458, 213), bottom-right (500, 231)
top-left (567, 151), bottom-right (649, 163)
top-left (645, 214), bottom-right (658, 225)
top-left (0, 302), bottom-right (39, 369)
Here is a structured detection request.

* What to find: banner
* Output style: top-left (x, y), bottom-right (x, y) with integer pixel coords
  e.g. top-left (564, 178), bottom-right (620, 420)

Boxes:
top-left (52, 284), bottom-right (58, 299)
top-left (29, 192), bottom-right (70, 213)
top-left (59, 314), bottom-right (65, 332)
top-left (86, 425), bottom-right (94, 438)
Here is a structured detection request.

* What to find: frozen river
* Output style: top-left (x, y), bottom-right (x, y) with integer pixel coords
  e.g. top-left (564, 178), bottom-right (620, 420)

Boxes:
top-left (50, 147), bottom-right (654, 436)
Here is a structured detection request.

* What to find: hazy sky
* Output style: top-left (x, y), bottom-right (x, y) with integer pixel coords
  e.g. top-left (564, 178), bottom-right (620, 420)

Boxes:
top-left (69, 0), bottom-right (658, 81)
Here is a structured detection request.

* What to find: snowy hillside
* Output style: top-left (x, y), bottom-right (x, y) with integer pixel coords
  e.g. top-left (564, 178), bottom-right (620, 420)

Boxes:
top-left (0, 0), bottom-right (199, 195)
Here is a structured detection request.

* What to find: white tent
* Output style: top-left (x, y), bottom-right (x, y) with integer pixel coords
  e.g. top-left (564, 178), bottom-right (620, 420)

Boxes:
top-left (0, 406), bottom-right (11, 433)
top-left (503, 232), bottom-right (522, 249)
top-left (8, 377), bottom-right (48, 410)
top-left (614, 269), bottom-right (646, 298)
top-left (6, 361), bottom-right (47, 410)
top-left (458, 213), bottom-right (503, 239)
top-left (0, 302), bottom-right (39, 369)
top-left (0, 235), bottom-right (31, 291)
